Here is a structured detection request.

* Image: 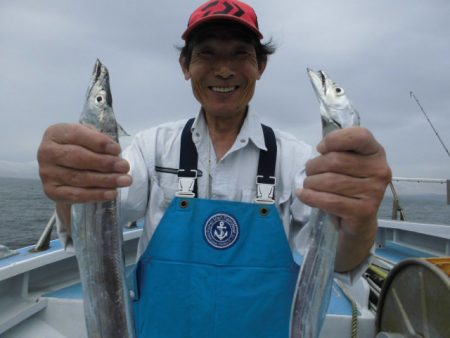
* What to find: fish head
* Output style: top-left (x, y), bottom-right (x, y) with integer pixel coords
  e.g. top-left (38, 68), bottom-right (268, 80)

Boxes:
top-left (307, 68), bottom-right (360, 132)
top-left (81, 59), bottom-right (119, 139)
top-left (85, 59), bottom-right (113, 111)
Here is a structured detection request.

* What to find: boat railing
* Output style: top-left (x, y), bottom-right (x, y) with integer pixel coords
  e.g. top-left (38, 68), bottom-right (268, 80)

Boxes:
top-left (28, 212), bottom-right (138, 254)
top-left (387, 182), bottom-right (406, 221)
top-left (31, 212), bottom-right (56, 252)
top-left (389, 177), bottom-right (449, 221)
top-left (392, 177), bottom-right (449, 202)
top-left (24, 177), bottom-right (449, 254)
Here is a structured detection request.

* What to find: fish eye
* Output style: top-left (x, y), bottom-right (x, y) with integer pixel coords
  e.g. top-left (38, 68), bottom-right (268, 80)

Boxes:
top-left (95, 91), bottom-right (106, 105)
top-left (335, 87), bottom-right (344, 95)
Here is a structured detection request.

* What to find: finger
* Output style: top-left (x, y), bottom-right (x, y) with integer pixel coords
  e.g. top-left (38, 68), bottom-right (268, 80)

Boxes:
top-left (54, 145), bottom-right (129, 173)
top-left (305, 151), bottom-right (380, 178)
top-left (303, 173), bottom-right (372, 198)
top-left (41, 167), bottom-right (132, 203)
top-left (40, 142), bottom-right (130, 174)
top-left (48, 186), bottom-right (119, 204)
top-left (303, 173), bottom-right (388, 208)
top-left (317, 127), bottom-right (382, 156)
top-left (42, 166), bottom-right (132, 189)
top-left (45, 123), bottom-right (121, 156)
top-left (296, 188), bottom-right (378, 225)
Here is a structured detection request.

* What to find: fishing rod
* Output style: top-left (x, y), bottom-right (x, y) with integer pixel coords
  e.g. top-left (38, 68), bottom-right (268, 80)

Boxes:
top-left (410, 91), bottom-right (450, 159)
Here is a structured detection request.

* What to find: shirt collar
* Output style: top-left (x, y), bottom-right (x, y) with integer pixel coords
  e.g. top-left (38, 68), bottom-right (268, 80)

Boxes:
top-left (191, 107), bottom-right (267, 151)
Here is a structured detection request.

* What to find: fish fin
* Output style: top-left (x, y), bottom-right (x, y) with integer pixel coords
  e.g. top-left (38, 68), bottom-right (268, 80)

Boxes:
top-left (118, 123), bottom-right (130, 137)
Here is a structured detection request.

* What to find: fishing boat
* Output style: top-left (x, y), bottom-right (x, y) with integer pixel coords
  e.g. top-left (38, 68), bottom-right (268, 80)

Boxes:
top-left (0, 178), bottom-right (449, 338)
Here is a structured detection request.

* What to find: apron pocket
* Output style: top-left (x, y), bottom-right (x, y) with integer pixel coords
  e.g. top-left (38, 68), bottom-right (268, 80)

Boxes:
top-left (214, 266), bottom-right (297, 338)
top-left (133, 259), bottom-right (217, 338)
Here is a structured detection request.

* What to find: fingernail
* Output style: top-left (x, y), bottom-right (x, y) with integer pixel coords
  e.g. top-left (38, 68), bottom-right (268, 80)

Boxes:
top-left (316, 140), bottom-right (325, 153)
top-left (106, 142), bottom-right (121, 155)
top-left (114, 160), bottom-right (129, 173)
top-left (104, 190), bottom-right (117, 200)
top-left (117, 175), bottom-right (132, 187)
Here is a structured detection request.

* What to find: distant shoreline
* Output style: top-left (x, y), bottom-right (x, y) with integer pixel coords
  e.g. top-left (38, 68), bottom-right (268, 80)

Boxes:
top-left (0, 160), bottom-right (39, 180)
top-left (0, 177), bottom-right (448, 250)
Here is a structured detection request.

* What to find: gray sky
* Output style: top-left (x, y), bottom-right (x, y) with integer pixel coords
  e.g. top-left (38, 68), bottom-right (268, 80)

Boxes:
top-left (1, 0), bottom-right (449, 187)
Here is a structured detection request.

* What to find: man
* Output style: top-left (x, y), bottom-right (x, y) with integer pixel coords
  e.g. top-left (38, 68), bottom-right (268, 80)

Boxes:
top-left (37, 1), bottom-right (391, 337)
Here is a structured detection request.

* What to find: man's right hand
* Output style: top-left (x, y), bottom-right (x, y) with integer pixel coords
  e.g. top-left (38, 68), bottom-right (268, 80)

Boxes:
top-left (37, 123), bottom-right (132, 204)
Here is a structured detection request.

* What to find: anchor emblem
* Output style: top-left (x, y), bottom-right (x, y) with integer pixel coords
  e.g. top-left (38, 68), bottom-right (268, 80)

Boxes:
top-left (214, 221), bottom-right (228, 240)
top-left (204, 213), bottom-right (239, 249)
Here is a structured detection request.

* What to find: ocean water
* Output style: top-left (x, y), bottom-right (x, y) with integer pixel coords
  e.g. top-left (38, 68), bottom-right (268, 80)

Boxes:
top-left (0, 176), bottom-right (448, 250)
top-left (378, 194), bottom-right (450, 225)
top-left (0, 177), bottom-right (55, 250)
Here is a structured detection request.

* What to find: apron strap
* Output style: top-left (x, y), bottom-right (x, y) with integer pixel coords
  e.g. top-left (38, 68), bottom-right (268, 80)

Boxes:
top-left (255, 125), bottom-right (277, 204)
top-left (177, 118), bottom-right (277, 202)
top-left (177, 118), bottom-right (198, 198)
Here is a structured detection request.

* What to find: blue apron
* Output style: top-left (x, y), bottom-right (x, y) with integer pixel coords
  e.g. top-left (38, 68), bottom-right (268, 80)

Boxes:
top-left (132, 120), bottom-right (299, 338)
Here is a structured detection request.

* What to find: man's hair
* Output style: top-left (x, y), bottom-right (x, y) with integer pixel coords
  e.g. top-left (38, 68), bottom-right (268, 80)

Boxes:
top-left (178, 21), bottom-right (276, 69)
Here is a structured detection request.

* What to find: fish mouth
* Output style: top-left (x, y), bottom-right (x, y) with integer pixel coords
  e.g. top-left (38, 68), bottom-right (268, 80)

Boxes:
top-left (85, 59), bottom-right (112, 106)
top-left (307, 68), bottom-right (322, 87)
top-left (307, 68), bottom-right (325, 103)
top-left (319, 71), bottom-right (327, 95)
top-left (92, 59), bottom-right (109, 83)
top-left (308, 68), bottom-right (336, 99)
top-left (94, 59), bottom-right (102, 80)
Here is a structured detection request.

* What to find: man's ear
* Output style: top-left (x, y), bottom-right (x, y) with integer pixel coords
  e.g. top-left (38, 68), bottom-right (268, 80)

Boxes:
top-left (179, 56), bottom-right (191, 80)
top-left (257, 60), bottom-right (267, 80)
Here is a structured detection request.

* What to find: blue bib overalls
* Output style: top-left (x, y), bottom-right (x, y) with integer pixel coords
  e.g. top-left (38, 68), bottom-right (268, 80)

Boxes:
top-left (132, 120), bottom-right (299, 338)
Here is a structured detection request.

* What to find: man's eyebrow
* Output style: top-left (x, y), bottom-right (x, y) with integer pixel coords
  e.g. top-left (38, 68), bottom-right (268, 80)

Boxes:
top-left (235, 43), bottom-right (254, 50)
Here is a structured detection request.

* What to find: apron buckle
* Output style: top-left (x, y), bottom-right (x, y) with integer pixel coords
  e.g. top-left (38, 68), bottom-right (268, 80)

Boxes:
top-left (255, 175), bottom-right (276, 204)
top-left (176, 169), bottom-right (198, 198)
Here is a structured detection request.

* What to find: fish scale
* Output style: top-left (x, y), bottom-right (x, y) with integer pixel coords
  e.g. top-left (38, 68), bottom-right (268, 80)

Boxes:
top-left (290, 68), bottom-right (360, 338)
top-left (71, 59), bottom-right (135, 338)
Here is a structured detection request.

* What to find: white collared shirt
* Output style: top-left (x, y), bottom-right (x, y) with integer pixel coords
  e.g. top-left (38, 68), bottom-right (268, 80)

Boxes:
top-left (120, 109), bottom-right (314, 258)
top-left (58, 108), bottom-right (371, 284)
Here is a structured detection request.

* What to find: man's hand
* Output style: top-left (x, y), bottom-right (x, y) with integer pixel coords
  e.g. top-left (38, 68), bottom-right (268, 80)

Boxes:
top-left (37, 123), bottom-right (132, 204)
top-left (296, 127), bottom-right (392, 272)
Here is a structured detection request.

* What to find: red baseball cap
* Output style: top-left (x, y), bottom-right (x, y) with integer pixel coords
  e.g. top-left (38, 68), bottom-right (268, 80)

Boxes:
top-left (182, 0), bottom-right (263, 40)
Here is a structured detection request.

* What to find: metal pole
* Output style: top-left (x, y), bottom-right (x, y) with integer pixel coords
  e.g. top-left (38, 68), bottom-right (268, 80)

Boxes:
top-left (31, 212), bottom-right (56, 252)
top-left (392, 177), bottom-right (447, 184)
top-left (388, 182), bottom-right (406, 221)
top-left (410, 91), bottom-right (450, 159)
top-left (447, 180), bottom-right (450, 205)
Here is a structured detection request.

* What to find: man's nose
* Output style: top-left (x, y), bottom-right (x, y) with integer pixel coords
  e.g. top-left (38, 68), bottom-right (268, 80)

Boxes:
top-left (213, 59), bottom-right (235, 79)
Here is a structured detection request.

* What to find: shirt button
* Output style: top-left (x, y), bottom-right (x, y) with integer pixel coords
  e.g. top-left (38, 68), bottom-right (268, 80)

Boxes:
top-left (240, 139), bottom-right (246, 143)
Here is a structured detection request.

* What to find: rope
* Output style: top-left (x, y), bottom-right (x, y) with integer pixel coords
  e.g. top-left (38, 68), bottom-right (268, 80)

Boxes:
top-left (335, 280), bottom-right (358, 338)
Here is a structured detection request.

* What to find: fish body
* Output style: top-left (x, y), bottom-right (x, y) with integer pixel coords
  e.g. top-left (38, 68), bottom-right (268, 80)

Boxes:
top-left (71, 59), bottom-right (135, 338)
top-left (289, 69), bottom-right (360, 338)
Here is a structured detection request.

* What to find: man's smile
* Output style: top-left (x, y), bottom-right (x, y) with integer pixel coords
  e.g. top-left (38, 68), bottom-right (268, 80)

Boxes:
top-left (209, 86), bottom-right (239, 93)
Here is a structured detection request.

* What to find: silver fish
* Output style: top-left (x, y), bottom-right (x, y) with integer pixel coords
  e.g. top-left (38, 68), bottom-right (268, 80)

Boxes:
top-left (71, 59), bottom-right (135, 338)
top-left (290, 69), bottom-right (360, 338)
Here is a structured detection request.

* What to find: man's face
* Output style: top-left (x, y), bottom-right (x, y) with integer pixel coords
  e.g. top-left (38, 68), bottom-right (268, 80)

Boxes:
top-left (181, 32), bottom-right (266, 119)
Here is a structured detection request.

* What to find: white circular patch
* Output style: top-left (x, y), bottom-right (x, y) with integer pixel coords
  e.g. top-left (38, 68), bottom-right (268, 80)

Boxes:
top-left (204, 213), bottom-right (239, 249)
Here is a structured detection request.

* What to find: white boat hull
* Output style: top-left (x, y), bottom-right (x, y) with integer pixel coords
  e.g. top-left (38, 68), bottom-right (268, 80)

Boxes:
top-left (1, 220), bottom-right (448, 338)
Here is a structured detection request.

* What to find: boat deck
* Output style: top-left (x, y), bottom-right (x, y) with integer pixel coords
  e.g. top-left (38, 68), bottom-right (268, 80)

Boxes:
top-left (7, 218), bottom-right (450, 337)
top-left (43, 268), bottom-right (354, 315)
top-left (375, 241), bottom-right (434, 265)
top-left (37, 266), bottom-right (365, 338)
top-left (1, 235), bottom-right (374, 338)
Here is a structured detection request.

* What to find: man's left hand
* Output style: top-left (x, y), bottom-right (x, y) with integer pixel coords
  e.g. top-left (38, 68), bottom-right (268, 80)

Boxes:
top-left (296, 127), bottom-right (392, 272)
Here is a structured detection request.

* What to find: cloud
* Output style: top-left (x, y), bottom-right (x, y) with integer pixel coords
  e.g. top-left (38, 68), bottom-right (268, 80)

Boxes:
top-left (0, 0), bottom-right (449, 184)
